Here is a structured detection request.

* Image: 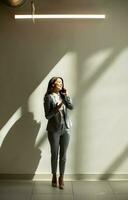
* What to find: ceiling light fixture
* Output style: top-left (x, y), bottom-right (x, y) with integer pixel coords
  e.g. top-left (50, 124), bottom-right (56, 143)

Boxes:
top-left (14, 1), bottom-right (106, 21)
top-left (14, 14), bottom-right (106, 19)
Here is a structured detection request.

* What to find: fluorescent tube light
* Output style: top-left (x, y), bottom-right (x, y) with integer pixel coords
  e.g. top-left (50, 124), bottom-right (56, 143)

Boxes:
top-left (14, 14), bottom-right (106, 19)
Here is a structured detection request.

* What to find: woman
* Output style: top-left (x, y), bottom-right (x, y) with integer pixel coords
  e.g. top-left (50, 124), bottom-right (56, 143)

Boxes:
top-left (44, 77), bottom-right (73, 189)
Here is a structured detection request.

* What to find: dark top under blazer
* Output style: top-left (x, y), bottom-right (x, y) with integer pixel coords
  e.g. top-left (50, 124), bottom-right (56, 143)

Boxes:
top-left (44, 93), bottom-right (73, 132)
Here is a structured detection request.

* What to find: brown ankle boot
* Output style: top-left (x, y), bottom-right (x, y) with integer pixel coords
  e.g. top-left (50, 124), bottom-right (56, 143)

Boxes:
top-left (52, 174), bottom-right (57, 187)
top-left (58, 176), bottom-right (64, 189)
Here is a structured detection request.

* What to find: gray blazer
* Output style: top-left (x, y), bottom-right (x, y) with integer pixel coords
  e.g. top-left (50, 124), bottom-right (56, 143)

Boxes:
top-left (44, 93), bottom-right (73, 132)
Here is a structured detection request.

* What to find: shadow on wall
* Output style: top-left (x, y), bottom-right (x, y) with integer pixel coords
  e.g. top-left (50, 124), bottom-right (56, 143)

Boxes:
top-left (0, 2), bottom-right (74, 177)
top-left (0, 103), bottom-right (41, 178)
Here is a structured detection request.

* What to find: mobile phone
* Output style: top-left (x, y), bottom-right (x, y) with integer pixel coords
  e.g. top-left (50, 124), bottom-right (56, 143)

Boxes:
top-left (61, 88), bottom-right (66, 93)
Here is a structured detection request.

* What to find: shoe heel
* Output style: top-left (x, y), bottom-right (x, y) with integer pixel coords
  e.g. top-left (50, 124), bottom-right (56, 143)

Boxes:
top-left (52, 175), bottom-right (57, 187)
top-left (58, 176), bottom-right (64, 190)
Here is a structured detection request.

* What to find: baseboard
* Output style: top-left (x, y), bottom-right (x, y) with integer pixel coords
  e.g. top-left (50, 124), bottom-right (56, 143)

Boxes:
top-left (0, 173), bottom-right (128, 180)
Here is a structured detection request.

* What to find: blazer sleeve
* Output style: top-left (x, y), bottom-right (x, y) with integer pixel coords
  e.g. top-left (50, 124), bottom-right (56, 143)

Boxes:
top-left (44, 95), bottom-right (58, 120)
top-left (62, 95), bottom-right (74, 110)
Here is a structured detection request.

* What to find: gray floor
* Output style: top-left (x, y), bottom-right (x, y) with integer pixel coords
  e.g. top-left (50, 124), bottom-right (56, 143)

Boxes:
top-left (0, 180), bottom-right (128, 200)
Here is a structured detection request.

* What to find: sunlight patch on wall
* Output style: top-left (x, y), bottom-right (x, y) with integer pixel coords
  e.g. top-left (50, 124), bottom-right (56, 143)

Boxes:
top-left (0, 108), bottom-right (22, 147)
top-left (28, 52), bottom-right (77, 153)
top-left (79, 48), bottom-right (128, 173)
top-left (82, 48), bottom-right (113, 82)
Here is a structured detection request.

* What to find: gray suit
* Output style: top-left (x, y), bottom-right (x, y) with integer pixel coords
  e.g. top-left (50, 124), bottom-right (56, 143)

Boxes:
top-left (44, 94), bottom-right (73, 132)
top-left (44, 93), bottom-right (73, 175)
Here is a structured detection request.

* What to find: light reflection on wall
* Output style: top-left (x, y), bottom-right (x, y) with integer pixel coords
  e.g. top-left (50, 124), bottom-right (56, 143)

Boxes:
top-left (0, 108), bottom-right (22, 147)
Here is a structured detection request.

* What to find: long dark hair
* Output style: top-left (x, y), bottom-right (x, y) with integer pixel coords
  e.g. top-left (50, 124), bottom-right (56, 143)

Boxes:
top-left (44, 77), bottom-right (64, 98)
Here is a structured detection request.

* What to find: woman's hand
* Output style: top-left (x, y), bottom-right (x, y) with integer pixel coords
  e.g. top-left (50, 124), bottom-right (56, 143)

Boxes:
top-left (56, 102), bottom-right (63, 111)
top-left (61, 88), bottom-right (68, 96)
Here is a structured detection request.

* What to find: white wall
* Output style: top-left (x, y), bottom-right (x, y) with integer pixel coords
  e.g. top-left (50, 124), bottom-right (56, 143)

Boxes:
top-left (0, 0), bottom-right (128, 180)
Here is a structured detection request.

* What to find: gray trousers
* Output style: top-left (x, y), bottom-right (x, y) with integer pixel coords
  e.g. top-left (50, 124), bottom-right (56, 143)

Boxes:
top-left (48, 126), bottom-right (70, 175)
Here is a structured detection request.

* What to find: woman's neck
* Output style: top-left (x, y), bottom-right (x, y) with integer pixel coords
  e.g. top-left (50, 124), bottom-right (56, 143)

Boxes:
top-left (52, 88), bottom-right (59, 94)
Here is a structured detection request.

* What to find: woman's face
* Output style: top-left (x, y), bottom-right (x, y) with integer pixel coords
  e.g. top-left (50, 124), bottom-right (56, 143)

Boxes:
top-left (53, 78), bottom-right (63, 92)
